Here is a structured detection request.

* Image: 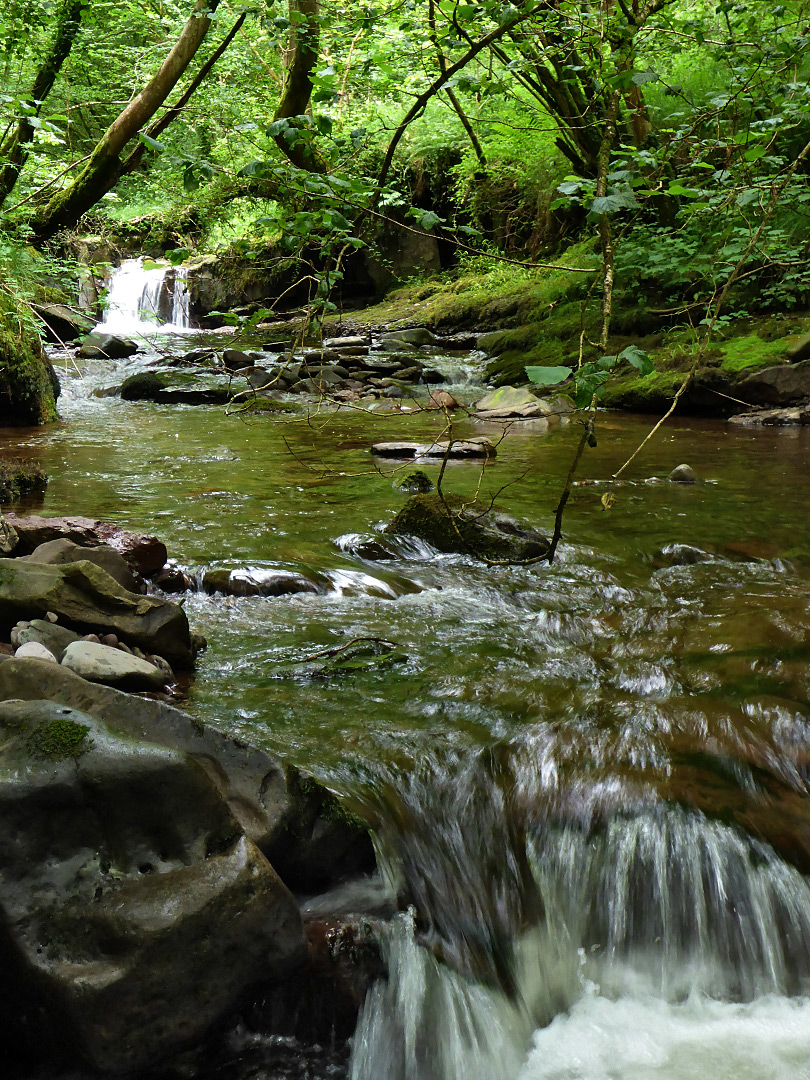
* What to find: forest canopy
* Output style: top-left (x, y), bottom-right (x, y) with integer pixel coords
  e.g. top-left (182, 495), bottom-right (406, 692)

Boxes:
top-left (1, 0), bottom-right (809, 334)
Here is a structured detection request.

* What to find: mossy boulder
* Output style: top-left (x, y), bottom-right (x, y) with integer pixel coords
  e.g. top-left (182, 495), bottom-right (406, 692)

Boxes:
top-left (0, 294), bottom-right (58, 426)
top-left (0, 697), bottom-right (306, 1074)
top-left (385, 493), bottom-right (549, 562)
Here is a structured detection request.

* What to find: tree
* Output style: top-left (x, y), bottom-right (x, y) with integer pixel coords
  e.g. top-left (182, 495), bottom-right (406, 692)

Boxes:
top-left (31, 0), bottom-right (223, 239)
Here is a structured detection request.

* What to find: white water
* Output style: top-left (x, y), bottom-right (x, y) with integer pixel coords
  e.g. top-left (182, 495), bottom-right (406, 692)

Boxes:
top-left (94, 257), bottom-right (192, 335)
top-left (351, 805), bottom-right (810, 1080)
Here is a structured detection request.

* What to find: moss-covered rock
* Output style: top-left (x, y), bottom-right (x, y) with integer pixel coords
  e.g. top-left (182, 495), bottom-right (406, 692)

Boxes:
top-left (0, 456), bottom-right (48, 503)
top-left (0, 293), bottom-right (58, 426)
top-left (385, 493), bottom-right (549, 562)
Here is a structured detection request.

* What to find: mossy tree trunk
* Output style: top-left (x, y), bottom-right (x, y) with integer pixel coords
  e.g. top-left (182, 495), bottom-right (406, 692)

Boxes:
top-left (0, 0), bottom-right (85, 208)
top-left (271, 0), bottom-right (327, 173)
top-left (32, 0), bottom-right (221, 240)
top-left (0, 295), bottom-right (58, 426)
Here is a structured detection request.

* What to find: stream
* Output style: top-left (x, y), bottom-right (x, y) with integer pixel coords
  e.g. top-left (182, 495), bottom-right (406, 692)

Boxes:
top-left (6, 260), bottom-right (810, 1078)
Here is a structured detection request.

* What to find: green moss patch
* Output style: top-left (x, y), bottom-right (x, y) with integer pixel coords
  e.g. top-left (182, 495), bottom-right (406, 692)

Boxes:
top-left (716, 334), bottom-right (791, 372)
top-left (29, 717), bottom-right (91, 759)
top-left (0, 293), bottom-right (58, 426)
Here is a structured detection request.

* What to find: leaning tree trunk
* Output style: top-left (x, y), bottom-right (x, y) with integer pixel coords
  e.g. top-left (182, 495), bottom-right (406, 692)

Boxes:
top-left (32, 0), bottom-right (221, 239)
top-left (0, 0), bottom-right (85, 207)
top-left (271, 0), bottom-right (327, 173)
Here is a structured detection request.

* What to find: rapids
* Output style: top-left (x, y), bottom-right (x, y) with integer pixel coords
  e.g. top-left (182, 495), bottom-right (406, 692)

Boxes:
top-left (8, 262), bottom-right (810, 1078)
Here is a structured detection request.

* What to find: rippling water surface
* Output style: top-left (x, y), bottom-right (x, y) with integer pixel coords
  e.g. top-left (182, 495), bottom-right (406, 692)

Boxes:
top-left (4, 327), bottom-right (810, 1079)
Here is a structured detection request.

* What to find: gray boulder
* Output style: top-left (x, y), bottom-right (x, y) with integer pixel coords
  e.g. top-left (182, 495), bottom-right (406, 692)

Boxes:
top-left (738, 359), bottom-right (810, 405)
top-left (371, 437), bottom-right (496, 460)
top-left (3, 514), bottom-right (168, 577)
top-left (14, 640), bottom-right (57, 662)
top-left (475, 385), bottom-right (549, 419)
top-left (32, 303), bottom-right (95, 343)
top-left (16, 617), bottom-right (81, 660)
top-left (787, 330), bottom-right (810, 363)
top-left (668, 463), bottom-right (700, 483)
top-left (0, 658), bottom-right (375, 889)
top-left (120, 369), bottom-right (232, 406)
top-left (21, 537), bottom-right (140, 591)
top-left (61, 640), bottom-right (166, 690)
top-left (728, 405), bottom-right (810, 425)
top-left (78, 332), bottom-right (139, 359)
top-left (378, 328), bottom-right (437, 346)
top-left (0, 698), bottom-right (305, 1074)
top-left (0, 558), bottom-right (193, 667)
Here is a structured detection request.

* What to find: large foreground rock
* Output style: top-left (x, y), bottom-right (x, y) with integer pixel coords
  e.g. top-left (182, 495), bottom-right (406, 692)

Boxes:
top-left (0, 659), bottom-right (374, 886)
top-left (0, 558), bottom-right (192, 666)
top-left (385, 493), bottom-right (550, 561)
top-left (0, 698), bottom-right (305, 1074)
top-left (32, 302), bottom-right (95, 343)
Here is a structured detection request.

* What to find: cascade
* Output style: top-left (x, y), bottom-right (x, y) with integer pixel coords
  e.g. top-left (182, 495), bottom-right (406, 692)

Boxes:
top-left (351, 750), bottom-right (810, 1080)
top-left (94, 257), bottom-right (192, 335)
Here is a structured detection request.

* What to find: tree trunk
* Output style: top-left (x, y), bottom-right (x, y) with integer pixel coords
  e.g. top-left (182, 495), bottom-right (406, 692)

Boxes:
top-left (32, 0), bottom-right (221, 239)
top-left (271, 0), bottom-right (326, 172)
top-left (0, 0), bottom-right (85, 207)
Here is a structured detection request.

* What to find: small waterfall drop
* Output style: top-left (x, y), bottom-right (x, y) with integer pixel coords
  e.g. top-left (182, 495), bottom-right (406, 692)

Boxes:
top-left (350, 751), bottom-right (810, 1080)
top-left (94, 257), bottom-right (192, 335)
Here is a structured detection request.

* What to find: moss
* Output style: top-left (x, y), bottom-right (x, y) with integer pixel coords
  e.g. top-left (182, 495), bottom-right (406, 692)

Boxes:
top-left (29, 717), bottom-right (91, 759)
top-left (0, 293), bottom-right (58, 426)
top-left (0, 457), bottom-right (48, 503)
top-left (716, 334), bottom-right (791, 372)
top-left (600, 368), bottom-right (688, 412)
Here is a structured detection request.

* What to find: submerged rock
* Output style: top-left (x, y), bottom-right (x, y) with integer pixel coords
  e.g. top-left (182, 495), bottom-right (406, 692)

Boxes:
top-left (0, 697), bottom-right (305, 1074)
top-left (202, 565), bottom-right (319, 598)
top-left (385, 493), bottom-right (549, 562)
top-left (397, 469), bottom-right (434, 494)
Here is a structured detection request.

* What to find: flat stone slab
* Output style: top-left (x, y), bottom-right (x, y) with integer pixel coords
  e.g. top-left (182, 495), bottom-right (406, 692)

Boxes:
top-left (728, 405), bottom-right (810, 425)
top-left (371, 438), bottom-right (496, 459)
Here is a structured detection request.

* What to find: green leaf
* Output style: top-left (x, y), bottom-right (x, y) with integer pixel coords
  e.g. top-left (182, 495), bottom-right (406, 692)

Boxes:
top-left (525, 365), bottom-right (572, 387)
top-left (667, 183), bottom-right (703, 198)
top-left (632, 69), bottom-right (660, 86)
top-left (618, 344), bottom-right (653, 375)
top-left (137, 132), bottom-right (165, 152)
top-left (743, 145), bottom-right (768, 162)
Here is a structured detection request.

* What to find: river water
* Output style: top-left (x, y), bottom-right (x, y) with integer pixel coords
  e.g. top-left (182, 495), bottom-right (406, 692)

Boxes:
top-left (5, 276), bottom-right (810, 1078)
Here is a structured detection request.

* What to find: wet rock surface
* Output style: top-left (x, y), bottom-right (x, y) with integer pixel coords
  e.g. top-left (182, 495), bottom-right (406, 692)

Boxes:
top-left (0, 698), bottom-right (306, 1075)
top-left (371, 437), bottom-right (496, 459)
top-left (3, 515), bottom-right (168, 578)
top-left (385, 493), bottom-right (549, 562)
top-left (0, 558), bottom-right (193, 667)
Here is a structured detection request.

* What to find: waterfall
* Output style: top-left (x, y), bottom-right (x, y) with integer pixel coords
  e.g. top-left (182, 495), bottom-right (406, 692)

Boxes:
top-left (94, 257), bottom-right (192, 335)
top-left (350, 752), bottom-right (810, 1080)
